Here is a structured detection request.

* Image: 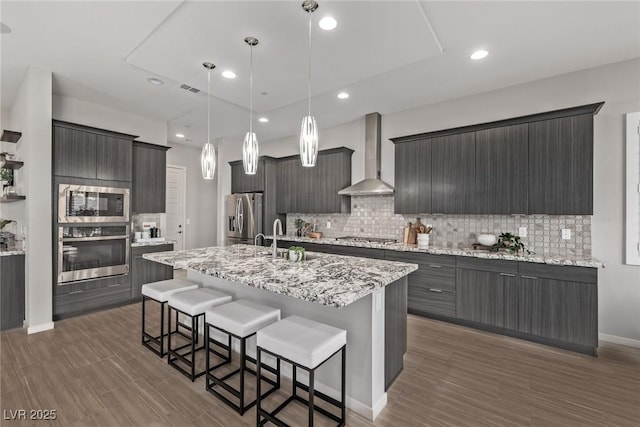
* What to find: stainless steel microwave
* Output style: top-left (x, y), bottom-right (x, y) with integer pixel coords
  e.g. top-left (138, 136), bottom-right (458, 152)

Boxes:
top-left (58, 184), bottom-right (130, 223)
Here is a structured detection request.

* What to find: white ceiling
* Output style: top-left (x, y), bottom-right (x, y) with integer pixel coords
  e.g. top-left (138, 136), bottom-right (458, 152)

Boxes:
top-left (1, 1), bottom-right (639, 147)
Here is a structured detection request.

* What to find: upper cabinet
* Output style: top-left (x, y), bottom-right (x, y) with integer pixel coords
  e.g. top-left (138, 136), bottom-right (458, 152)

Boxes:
top-left (431, 132), bottom-right (476, 214)
top-left (475, 124), bottom-right (529, 214)
top-left (528, 114), bottom-right (593, 215)
top-left (394, 139), bottom-right (431, 214)
top-left (230, 159), bottom-right (267, 194)
top-left (275, 148), bottom-right (353, 214)
top-left (132, 142), bottom-right (170, 213)
top-left (53, 121), bottom-right (136, 182)
top-left (392, 102), bottom-right (603, 215)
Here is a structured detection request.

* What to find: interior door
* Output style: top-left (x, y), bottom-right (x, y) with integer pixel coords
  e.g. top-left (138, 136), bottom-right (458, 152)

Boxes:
top-left (166, 165), bottom-right (186, 251)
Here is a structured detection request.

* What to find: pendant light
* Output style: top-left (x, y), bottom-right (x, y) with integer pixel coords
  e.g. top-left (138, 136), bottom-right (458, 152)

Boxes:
top-left (201, 62), bottom-right (217, 180)
top-left (242, 37), bottom-right (259, 175)
top-left (299, 0), bottom-right (319, 167)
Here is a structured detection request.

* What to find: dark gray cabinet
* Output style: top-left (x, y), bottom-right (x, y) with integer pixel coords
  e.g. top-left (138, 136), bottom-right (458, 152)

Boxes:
top-left (385, 251), bottom-right (456, 317)
top-left (230, 160), bottom-right (266, 194)
top-left (475, 124), bottom-right (528, 214)
top-left (517, 263), bottom-right (597, 348)
top-left (431, 132), bottom-right (476, 214)
top-left (394, 139), bottom-right (431, 214)
top-left (132, 142), bottom-right (169, 213)
top-left (97, 135), bottom-right (132, 181)
top-left (53, 125), bottom-right (97, 179)
top-left (456, 258), bottom-right (518, 330)
top-left (275, 148), bottom-right (353, 214)
top-left (53, 121), bottom-right (137, 182)
top-left (528, 114), bottom-right (594, 214)
top-left (391, 103), bottom-right (602, 215)
top-left (131, 244), bottom-right (174, 299)
top-left (1, 254), bottom-right (25, 330)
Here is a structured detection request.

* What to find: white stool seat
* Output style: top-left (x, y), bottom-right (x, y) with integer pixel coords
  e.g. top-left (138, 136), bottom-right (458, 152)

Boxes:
top-left (142, 278), bottom-right (200, 302)
top-left (257, 315), bottom-right (346, 369)
top-left (206, 300), bottom-right (281, 338)
top-left (168, 288), bottom-right (232, 316)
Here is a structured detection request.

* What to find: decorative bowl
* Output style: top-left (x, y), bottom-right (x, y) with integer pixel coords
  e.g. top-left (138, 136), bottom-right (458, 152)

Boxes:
top-left (477, 234), bottom-right (498, 246)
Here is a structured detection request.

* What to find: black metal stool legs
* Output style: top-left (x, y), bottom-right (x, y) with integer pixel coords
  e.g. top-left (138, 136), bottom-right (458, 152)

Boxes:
top-left (205, 324), bottom-right (280, 415)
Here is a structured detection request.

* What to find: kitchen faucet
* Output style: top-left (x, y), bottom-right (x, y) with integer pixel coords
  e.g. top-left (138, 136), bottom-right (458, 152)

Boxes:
top-left (272, 219), bottom-right (283, 260)
top-left (254, 233), bottom-right (266, 246)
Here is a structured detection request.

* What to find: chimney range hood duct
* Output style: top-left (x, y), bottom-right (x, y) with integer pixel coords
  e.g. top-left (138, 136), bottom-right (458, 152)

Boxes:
top-left (338, 112), bottom-right (394, 196)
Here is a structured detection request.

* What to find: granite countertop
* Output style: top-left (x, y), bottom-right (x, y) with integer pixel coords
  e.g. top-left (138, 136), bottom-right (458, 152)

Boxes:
top-left (143, 244), bottom-right (418, 308)
top-left (131, 240), bottom-right (176, 247)
top-left (266, 235), bottom-right (604, 268)
top-left (0, 250), bottom-right (25, 257)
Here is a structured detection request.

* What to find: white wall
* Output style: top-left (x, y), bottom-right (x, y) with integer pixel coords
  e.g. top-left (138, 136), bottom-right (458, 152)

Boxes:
top-left (52, 95), bottom-right (167, 144)
top-left (218, 58), bottom-right (640, 343)
top-left (5, 67), bottom-right (53, 333)
top-left (167, 143), bottom-right (217, 249)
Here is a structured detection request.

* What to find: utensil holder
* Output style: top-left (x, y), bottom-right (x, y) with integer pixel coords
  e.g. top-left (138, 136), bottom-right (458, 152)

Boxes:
top-left (417, 233), bottom-right (430, 248)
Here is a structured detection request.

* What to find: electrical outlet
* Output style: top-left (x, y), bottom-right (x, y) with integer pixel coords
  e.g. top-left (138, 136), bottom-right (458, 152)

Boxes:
top-left (326, 221), bottom-right (331, 229)
top-left (186, 219), bottom-right (190, 225)
top-left (562, 229), bottom-right (571, 240)
top-left (518, 227), bottom-right (527, 237)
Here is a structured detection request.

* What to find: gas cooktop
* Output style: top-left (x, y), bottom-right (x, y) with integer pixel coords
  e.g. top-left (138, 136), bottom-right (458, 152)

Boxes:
top-left (335, 236), bottom-right (398, 244)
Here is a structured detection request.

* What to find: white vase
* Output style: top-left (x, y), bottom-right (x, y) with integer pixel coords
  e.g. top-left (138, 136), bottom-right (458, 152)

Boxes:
top-left (417, 233), bottom-right (430, 248)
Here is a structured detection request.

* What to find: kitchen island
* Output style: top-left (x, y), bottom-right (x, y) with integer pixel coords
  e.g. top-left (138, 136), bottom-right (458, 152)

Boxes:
top-left (144, 244), bottom-right (417, 420)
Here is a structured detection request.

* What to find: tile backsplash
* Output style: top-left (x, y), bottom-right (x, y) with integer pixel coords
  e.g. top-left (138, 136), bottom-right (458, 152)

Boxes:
top-left (286, 195), bottom-right (591, 257)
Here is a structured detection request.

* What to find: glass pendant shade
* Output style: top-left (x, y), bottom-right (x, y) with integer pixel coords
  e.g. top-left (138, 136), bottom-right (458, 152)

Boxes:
top-left (242, 132), bottom-right (259, 174)
top-left (299, 115), bottom-right (318, 167)
top-left (201, 141), bottom-right (216, 180)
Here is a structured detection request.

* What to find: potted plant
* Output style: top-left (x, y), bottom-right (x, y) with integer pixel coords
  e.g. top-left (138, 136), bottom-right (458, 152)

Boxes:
top-left (0, 218), bottom-right (14, 231)
top-left (0, 168), bottom-right (12, 187)
top-left (294, 218), bottom-right (306, 237)
top-left (491, 232), bottom-right (532, 255)
top-left (287, 246), bottom-right (306, 261)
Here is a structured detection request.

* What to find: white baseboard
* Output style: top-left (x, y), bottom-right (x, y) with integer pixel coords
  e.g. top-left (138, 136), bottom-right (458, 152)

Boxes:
top-left (599, 333), bottom-right (640, 348)
top-left (27, 322), bottom-right (54, 334)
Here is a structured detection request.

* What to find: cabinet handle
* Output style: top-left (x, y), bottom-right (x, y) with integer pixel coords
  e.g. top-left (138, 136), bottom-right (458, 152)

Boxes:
top-left (108, 284), bottom-right (121, 288)
top-left (429, 288), bottom-right (443, 293)
top-left (69, 290), bottom-right (84, 295)
top-left (520, 275), bottom-right (538, 280)
top-left (428, 264), bottom-right (442, 269)
top-left (500, 273), bottom-right (516, 277)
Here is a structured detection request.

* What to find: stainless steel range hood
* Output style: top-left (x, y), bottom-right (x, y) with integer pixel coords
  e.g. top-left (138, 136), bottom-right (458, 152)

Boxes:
top-left (338, 112), bottom-right (394, 196)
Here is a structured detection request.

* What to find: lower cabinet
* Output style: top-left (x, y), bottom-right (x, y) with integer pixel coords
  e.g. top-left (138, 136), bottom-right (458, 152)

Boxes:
top-left (517, 263), bottom-right (597, 348)
top-left (456, 258), bottom-right (518, 330)
top-left (1, 254), bottom-right (25, 331)
top-left (55, 283), bottom-right (132, 318)
top-left (385, 251), bottom-right (456, 317)
top-left (131, 244), bottom-right (174, 299)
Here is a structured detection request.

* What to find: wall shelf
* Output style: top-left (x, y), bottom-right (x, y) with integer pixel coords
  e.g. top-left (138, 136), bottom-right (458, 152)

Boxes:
top-left (1, 160), bottom-right (24, 170)
top-left (0, 195), bottom-right (26, 203)
top-left (0, 130), bottom-right (22, 144)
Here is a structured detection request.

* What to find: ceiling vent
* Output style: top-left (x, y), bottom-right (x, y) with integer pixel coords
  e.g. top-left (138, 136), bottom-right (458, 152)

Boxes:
top-left (180, 84), bottom-right (200, 94)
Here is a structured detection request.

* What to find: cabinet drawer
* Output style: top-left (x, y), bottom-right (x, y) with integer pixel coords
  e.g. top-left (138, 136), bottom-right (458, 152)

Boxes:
top-left (131, 243), bottom-right (174, 257)
top-left (408, 285), bottom-right (456, 317)
top-left (385, 251), bottom-right (456, 268)
top-left (54, 283), bottom-right (131, 316)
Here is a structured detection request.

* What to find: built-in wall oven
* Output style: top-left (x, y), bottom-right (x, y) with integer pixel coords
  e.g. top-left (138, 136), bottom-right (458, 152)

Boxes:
top-left (58, 184), bottom-right (130, 223)
top-left (58, 225), bottom-right (130, 283)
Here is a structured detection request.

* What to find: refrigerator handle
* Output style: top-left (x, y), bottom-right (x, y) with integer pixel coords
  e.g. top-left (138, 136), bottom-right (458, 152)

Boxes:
top-left (237, 199), bottom-right (244, 234)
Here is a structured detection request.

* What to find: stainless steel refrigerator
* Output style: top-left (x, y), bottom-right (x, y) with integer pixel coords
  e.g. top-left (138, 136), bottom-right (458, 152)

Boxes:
top-left (225, 193), bottom-right (263, 245)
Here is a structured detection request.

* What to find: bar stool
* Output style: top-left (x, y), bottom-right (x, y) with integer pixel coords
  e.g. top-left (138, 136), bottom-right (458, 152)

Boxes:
top-left (167, 288), bottom-right (232, 381)
top-left (256, 315), bottom-right (347, 427)
top-left (204, 300), bottom-right (282, 415)
top-left (141, 278), bottom-right (200, 357)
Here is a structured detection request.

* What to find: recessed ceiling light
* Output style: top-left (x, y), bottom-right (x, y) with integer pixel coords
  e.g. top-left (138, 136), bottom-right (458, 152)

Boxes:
top-left (147, 77), bottom-right (164, 85)
top-left (175, 133), bottom-right (185, 138)
top-left (258, 117), bottom-right (269, 123)
top-left (222, 70), bottom-right (236, 79)
top-left (319, 16), bottom-right (337, 31)
top-left (337, 92), bottom-right (349, 99)
top-left (470, 49), bottom-right (489, 60)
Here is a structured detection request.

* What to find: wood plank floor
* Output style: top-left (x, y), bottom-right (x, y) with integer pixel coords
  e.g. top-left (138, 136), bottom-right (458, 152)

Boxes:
top-left (1, 302), bottom-right (639, 426)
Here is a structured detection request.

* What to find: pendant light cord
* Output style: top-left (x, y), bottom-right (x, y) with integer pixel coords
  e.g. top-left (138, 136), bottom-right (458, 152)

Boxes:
top-left (307, 10), bottom-right (312, 117)
top-left (249, 44), bottom-right (254, 135)
top-left (207, 68), bottom-right (211, 144)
